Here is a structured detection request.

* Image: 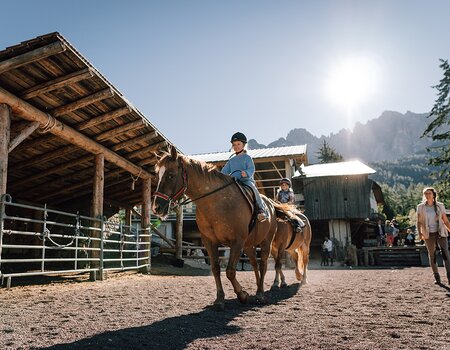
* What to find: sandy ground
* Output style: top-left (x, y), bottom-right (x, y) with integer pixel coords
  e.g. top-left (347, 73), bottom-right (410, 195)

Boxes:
top-left (0, 259), bottom-right (449, 350)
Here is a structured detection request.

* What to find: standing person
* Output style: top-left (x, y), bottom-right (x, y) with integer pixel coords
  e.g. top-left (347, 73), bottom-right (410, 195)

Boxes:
top-left (416, 187), bottom-right (450, 285)
top-left (385, 220), bottom-right (394, 247)
top-left (322, 236), bottom-right (333, 266)
top-left (374, 219), bottom-right (386, 247)
top-left (221, 132), bottom-right (268, 222)
top-left (391, 219), bottom-right (400, 246)
top-left (276, 178), bottom-right (304, 232)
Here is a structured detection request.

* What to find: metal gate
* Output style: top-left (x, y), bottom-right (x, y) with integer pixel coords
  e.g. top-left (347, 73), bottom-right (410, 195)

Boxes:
top-left (0, 194), bottom-right (151, 288)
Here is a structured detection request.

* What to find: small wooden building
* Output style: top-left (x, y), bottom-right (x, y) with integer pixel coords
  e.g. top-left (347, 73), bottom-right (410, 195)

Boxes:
top-left (292, 160), bottom-right (384, 260)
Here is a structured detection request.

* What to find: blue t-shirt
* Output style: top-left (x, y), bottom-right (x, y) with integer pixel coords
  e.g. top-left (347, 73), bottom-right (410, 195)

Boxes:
top-left (221, 153), bottom-right (256, 183)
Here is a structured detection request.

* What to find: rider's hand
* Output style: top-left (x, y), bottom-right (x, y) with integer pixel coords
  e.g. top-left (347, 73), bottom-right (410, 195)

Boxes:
top-left (241, 171), bottom-right (247, 177)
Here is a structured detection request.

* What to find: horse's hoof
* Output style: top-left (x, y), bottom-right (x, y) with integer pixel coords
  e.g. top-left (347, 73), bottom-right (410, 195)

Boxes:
top-left (256, 294), bottom-right (268, 304)
top-left (213, 300), bottom-right (225, 311)
top-left (270, 284), bottom-right (279, 291)
top-left (237, 290), bottom-right (249, 304)
top-left (280, 282), bottom-right (288, 288)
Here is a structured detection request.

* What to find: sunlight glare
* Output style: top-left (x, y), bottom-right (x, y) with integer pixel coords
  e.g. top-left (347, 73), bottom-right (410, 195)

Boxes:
top-left (325, 56), bottom-right (379, 110)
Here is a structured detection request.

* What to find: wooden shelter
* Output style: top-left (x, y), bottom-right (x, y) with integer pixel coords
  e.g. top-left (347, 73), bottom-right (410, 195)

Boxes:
top-left (292, 160), bottom-right (384, 261)
top-left (0, 32), bottom-right (175, 214)
top-left (0, 33), bottom-right (180, 279)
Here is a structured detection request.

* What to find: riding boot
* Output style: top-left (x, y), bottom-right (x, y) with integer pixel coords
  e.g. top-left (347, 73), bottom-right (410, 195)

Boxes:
top-left (433, 272), bottom-right (441, 284)
top-left (447, 273), bottom-right (450, 285)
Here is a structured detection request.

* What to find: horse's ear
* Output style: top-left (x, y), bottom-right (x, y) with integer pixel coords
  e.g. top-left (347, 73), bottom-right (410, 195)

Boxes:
top-left (153, 152), bottom-right (162, 162)
top-left (170, 146), bottom-right (178, 160)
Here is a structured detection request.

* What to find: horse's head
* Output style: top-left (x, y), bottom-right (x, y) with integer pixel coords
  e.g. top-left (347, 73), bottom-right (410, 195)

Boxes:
top-left (152, 147), bottom-right (187, 219)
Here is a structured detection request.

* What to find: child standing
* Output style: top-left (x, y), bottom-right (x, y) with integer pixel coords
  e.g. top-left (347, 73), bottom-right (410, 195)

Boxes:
top-left (221, 132), bottom-right (268, 222)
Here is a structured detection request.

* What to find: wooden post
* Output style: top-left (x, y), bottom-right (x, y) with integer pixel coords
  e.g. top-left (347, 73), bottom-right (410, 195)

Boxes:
top-left (140, 177), bottom-right (151, 274)
top-left (90, 153), bottom-right (104, 281)
top-left (0, 104), bottom-right (11, 196)
top-left (175, 206), bottom-right (184, 260)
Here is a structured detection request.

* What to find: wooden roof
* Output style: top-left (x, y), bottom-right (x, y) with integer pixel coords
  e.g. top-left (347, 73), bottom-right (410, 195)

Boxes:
top-left (0, 32), bottom-right (175, 212)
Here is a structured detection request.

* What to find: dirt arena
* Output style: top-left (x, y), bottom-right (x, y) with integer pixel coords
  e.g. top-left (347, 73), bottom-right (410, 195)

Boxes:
top-left (0, 260), bottom-right (449, 350)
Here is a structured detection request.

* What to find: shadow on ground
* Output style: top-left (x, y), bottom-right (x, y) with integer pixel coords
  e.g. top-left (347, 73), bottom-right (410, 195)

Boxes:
top-left (41, 283), bottom-right (301, 350)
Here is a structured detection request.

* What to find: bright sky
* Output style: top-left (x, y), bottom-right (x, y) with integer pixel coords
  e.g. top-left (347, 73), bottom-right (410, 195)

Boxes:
top-left (1, 1), bottom-right (449, 154)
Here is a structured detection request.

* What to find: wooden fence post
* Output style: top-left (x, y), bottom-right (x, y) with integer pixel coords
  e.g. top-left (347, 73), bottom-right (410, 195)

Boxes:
top-left (140, 177), bottom-right (151, 273)
top-left (0, 104), bottom-right (11, 197)
top-left (90, 153), bottom-right (104, 281)
top-left (175, 206), bottom-right (183, 260)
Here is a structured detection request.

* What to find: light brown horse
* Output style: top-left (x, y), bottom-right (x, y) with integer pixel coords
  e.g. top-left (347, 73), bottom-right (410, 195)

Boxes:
top-left (152, 147), bottom-right (278, 309)
top-left (270, 206), bottom-right (312, 289)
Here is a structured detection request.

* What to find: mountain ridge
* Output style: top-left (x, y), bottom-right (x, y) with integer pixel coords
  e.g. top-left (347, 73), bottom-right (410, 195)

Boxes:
top-left (248, 110), bottom-right (433, 164)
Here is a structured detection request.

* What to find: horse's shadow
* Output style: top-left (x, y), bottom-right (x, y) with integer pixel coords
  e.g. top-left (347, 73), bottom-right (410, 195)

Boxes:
top-left (42, 284), bottom-right (301, 350)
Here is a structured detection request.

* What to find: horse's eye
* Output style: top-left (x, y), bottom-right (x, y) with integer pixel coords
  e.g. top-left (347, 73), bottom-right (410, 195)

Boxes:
top-left (167, 174), bottom-right (173, 180)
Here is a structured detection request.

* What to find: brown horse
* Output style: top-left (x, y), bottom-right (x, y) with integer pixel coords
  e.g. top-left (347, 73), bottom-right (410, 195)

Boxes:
top-left (152, 147), bottom-right (278, 309)
top-left (270, 207), bottom-right (312, 289)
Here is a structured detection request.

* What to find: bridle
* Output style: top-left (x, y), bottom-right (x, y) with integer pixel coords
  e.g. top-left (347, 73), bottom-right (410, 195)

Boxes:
top-left (153, 157), bottom-right (235, 209)
top-left (153, 158), bottom-right (188, 209)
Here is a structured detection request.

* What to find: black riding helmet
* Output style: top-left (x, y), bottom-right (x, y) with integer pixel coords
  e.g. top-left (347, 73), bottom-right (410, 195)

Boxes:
top-left (230, 132), bottom-right (247, 144)
top-left (280, 178), bottom-right (291, 187)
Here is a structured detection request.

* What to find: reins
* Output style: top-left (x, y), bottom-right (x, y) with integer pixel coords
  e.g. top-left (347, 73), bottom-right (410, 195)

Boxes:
top-left (176, 181), bottom-right (235, 207)
top-left (154, 157), bottom-right (236, 210)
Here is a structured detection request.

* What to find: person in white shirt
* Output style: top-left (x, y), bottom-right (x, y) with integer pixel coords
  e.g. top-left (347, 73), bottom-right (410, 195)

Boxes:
top-left (322, 236), bottom-right (333, 266)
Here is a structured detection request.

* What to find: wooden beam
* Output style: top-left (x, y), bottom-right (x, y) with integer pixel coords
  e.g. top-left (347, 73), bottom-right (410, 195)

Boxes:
top-left (0, 104), bottom-right (11, 195)
top-left (9, 154), bottom-right (94, 188)
top-left (0, 41), bottom-right (66, 75)
top-left (111, 131), bottom-right (157, 151)
top-left (95, 119), bottom-right (143, 142)
top-left (0, 86), bottom-right (151, 179)
top-left (13, 145), bottom-right (77, 171)
top-left (52, 88), bottom-right (114, 117)
top-left (20, 68), bottom-right (94, 100)
top-left (51, 176), bottom-right (131, 206)
top-left (76, 106), bottom-right (131, 131)
top-left (35, 167), bottom-right (127, 203)
top-left (8, 121), bottom-right (40, 152)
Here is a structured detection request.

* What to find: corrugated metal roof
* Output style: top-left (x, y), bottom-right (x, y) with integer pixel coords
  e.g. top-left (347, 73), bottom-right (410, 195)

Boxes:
top-left (294, 160), bottom-right (375, 178)
top-left (191, 145), bottom-right (307, 163)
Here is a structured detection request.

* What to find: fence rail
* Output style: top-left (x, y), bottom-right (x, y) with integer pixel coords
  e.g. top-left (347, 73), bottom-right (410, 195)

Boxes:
top-left (0, 194), bottom-right (151, 289)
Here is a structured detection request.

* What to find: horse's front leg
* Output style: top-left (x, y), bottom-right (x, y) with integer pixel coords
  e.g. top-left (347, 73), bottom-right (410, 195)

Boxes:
top-left (226, 243), bottom-right (249, 304)
top-left (243, 245), bottom-right (260, 287)
top-left (202, 238), bottom-right (225, 309)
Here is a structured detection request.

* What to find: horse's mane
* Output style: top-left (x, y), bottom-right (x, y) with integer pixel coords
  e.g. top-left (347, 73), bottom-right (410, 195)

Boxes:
top-left (181, 155), bottom-right (235, 184)
top-left (156, 152), bottom-right (234, 185)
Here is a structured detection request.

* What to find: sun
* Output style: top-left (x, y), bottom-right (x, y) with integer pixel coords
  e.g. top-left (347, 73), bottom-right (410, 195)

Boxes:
top-left (325, 56), bottom-right (379, 110)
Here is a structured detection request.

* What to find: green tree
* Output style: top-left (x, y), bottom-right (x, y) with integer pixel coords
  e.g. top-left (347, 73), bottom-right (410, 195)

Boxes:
top-left (423, 59), bottom-right (450, 186)
top-left (316, 140), bottom-right (343, 163)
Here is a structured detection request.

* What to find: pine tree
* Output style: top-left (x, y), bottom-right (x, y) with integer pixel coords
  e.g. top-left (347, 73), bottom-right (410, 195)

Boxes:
top-left (423, 59), bottom-right (450, 185)
top-left (316, 140), bottom-right (344, 163)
